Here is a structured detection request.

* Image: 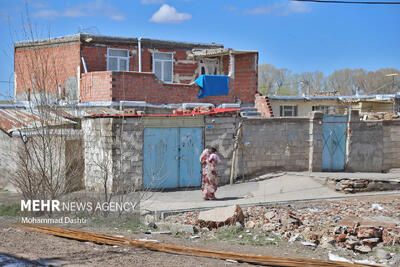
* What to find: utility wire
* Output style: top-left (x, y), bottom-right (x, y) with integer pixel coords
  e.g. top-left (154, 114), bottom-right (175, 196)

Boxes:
top-left (294, 0), bottom-right (400, 4)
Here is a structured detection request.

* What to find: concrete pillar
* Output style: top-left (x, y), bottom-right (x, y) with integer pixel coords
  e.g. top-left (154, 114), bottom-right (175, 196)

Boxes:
top-left (308, 112), bottom-right (323, 172)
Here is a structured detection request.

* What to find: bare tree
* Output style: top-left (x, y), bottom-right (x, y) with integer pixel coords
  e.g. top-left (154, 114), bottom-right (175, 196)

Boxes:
top-left (10, 6), bottom-right (84, 205)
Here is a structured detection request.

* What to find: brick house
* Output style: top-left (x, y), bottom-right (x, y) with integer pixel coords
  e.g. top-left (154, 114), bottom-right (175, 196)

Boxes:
top-left (14, 33), bottom-right (258, 107)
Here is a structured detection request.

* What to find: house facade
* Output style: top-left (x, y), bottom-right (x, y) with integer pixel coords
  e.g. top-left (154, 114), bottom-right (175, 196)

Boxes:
top-left (255, 94), bottom-right (399, 118)
top-left (14, 34), bottom-right (258, 107)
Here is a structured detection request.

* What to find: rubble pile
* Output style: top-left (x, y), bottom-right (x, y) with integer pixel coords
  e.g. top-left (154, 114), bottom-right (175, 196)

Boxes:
top-left (362, 112), bottom-right (400, 120)
top-left (172, 106), bottom-right (213, 115)
top-left (329, 178), bottom-right (400, 193)
top-left (165, 197), bottom-right (400, 254)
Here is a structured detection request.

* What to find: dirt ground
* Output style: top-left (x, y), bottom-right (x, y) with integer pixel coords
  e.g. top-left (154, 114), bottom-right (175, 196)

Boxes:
top-left (0, 193), bottom-right (399, 266)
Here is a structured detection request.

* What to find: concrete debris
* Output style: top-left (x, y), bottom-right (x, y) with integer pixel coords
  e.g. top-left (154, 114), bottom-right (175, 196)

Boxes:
top-left (145, 231), bottom-right (172, 235)
top-left (301, 241), bottom-right (316, 247)
top-left (375, 248), bottom-right (391, 260)
top-left (333, 178), bottom-right (400, 193)
top-left (196, 205), bottom-right (244, 229)
top-left (165, 197), bottom-right (400, 256)
top-left (173, 106), bottom-right (213, 115)
top-left (371, 203), bottom-right (384, 211)
top-left (147, 222), bottom-right (158, 229)
top-left (354, 245), bottom-right (372, 253)
top-left (328, 253), bottom-right (351, 263)
top-left (157, 222), bottom-right (198, 235)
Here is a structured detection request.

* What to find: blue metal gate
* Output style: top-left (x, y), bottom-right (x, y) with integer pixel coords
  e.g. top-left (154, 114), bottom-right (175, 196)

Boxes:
top-left (143, 127), bottom-right (202, 189)
top-left (322, 115), bottom-right (348, 171)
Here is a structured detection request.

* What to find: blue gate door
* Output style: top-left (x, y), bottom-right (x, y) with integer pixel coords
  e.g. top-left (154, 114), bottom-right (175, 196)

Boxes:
top-left (143, 128), bottom-right (179, 188)
top-left (179, 127), bottom-right (202, 187)
top-left (143, 127), bottom-right (202, 189)
top-left (322, 115), bottom-right (347, 171)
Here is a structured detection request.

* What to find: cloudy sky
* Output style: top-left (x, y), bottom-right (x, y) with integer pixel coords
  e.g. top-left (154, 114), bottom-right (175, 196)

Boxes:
top-left (0, 0), bottom-right (399, 99)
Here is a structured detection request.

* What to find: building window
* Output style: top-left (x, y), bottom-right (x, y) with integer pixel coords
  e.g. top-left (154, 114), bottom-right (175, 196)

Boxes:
top-left (312, 105), bottom-right (330, 114)
top-left (280, 105), bottom-right (298, 116)
top-left (153, 52), bottom-right (173, 83)
top-left (107, 48), bottom-right (129, 71)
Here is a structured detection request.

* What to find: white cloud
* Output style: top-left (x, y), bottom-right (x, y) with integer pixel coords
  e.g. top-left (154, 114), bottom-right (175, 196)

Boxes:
top-left (244, 1), bottom-right (310, 16)
top-left (31, 1), bottom-right (49, 9)
top-left (224, 6), bottom-right (238, 12)
top-left (32, 0), bottom-right (126, 21)
top-left (150, 4), bottom-right (191, 23)
top-left (141, 0), bottom-right (164, 4)
top-left (32, 9), bottom-right (60, 19)
top-left (285, 1), bottom-right (311, 14)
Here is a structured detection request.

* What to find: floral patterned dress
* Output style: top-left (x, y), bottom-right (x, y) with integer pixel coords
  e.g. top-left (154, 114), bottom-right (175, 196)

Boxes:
top-left (200, 149), bottom-right (221, 200)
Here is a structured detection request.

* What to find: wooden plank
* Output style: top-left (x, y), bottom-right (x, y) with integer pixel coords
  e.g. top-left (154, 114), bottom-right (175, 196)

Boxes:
top-left (12, 224), bottom-right (376, 267)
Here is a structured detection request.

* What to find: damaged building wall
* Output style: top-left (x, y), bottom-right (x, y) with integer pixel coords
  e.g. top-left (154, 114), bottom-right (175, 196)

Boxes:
top-left (80, 52), bottom-right (258, 105)
top-left (81, 42), bottom-right (224, 84)
top-left (14, 41), bottom-right (81, 101)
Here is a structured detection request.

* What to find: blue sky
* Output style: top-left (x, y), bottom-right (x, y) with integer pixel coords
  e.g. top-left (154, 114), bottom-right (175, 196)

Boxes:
top-left (0, 0), bottom-right (399, 99)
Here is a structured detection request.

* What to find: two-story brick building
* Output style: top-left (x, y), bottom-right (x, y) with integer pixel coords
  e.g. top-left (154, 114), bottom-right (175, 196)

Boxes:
top-left (14, 33), bottom-right (258, 108)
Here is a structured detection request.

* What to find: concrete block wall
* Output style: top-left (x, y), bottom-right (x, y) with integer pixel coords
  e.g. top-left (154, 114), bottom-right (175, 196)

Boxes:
top-left (346, 117), bottom-right (383, 172)
top-left (82, 118), bottom-right (114, 191)
top-left (308, 112), bottom-right (323, 172)
top-left (204, 116), bottom-right (238, 185)
top-left (114, 117), bottom-right (144, 189)
top-left (382, 120), bottom-right (400, 171)
top-left (241, 117), bottom-right (311, 176)
top-left (0, 132), bottom-right (23, 189)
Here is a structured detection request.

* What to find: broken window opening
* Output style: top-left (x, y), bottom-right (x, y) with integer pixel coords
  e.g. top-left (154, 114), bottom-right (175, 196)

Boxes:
top-left (198, 58), bottom-right (221, 76)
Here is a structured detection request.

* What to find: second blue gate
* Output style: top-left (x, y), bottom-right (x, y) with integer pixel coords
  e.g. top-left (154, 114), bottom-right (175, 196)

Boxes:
top-left (143, 127), bottom-right (202, 189)
top-left (322, 115), bottom-right (348, 171)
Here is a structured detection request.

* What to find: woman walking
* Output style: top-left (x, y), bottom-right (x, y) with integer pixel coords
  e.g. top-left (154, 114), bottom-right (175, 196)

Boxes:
top-left (200, 146), bottom-right (221, 200)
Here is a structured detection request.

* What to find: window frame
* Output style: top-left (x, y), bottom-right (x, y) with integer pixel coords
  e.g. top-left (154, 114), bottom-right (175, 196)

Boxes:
top-left (279, 105), bottom-right (298, 117)
top-left (107, 47), bottom-right (130, 71)
top-left (152, 52), bottom-right (174, 83)
top-left (312, 105), bottom-right (330, 114)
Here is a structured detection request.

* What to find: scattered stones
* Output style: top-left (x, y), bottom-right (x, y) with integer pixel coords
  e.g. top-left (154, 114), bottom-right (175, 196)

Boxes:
top-left (333, 178), bottom-right (400, 193)
top-left (354, 245), bottom-right (372, 253)
top-left (245, 221), bottom-right (255, 229)
top-left (165, 196), bottom-right (400, 257)
top-left (147, 222), bottom-right (157, 229)
top-left (375, 248), bottom-right (391, 260)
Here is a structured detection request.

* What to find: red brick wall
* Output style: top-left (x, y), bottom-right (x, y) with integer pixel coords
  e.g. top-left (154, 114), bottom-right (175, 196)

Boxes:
top-left (80, 71), bottom-right (235, 104)
top-left (81, 44), bottom-right (199, 83)
top-left (80, 71), bottom-right (113, 102)
top-left (15, 40), bottom-right (258, 105)
top-left (80, 52), bottom-right (258, 105)
top-left (14, 43), bottom-right (81, 99)
top-left (255, 95), bottom-right (274, 117)
top-left (232, 53), bottom-right (258, 103)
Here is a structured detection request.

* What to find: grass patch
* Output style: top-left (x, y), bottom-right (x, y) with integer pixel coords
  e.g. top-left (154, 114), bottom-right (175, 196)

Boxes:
top-left (214, 226), bottom-right (281, 246)
top-left (383, 245), bottom-right (400, 254)
top-left (90, 216), bottom-right (146, 232)
top-left (0, 203), bottom-right (20, 216)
